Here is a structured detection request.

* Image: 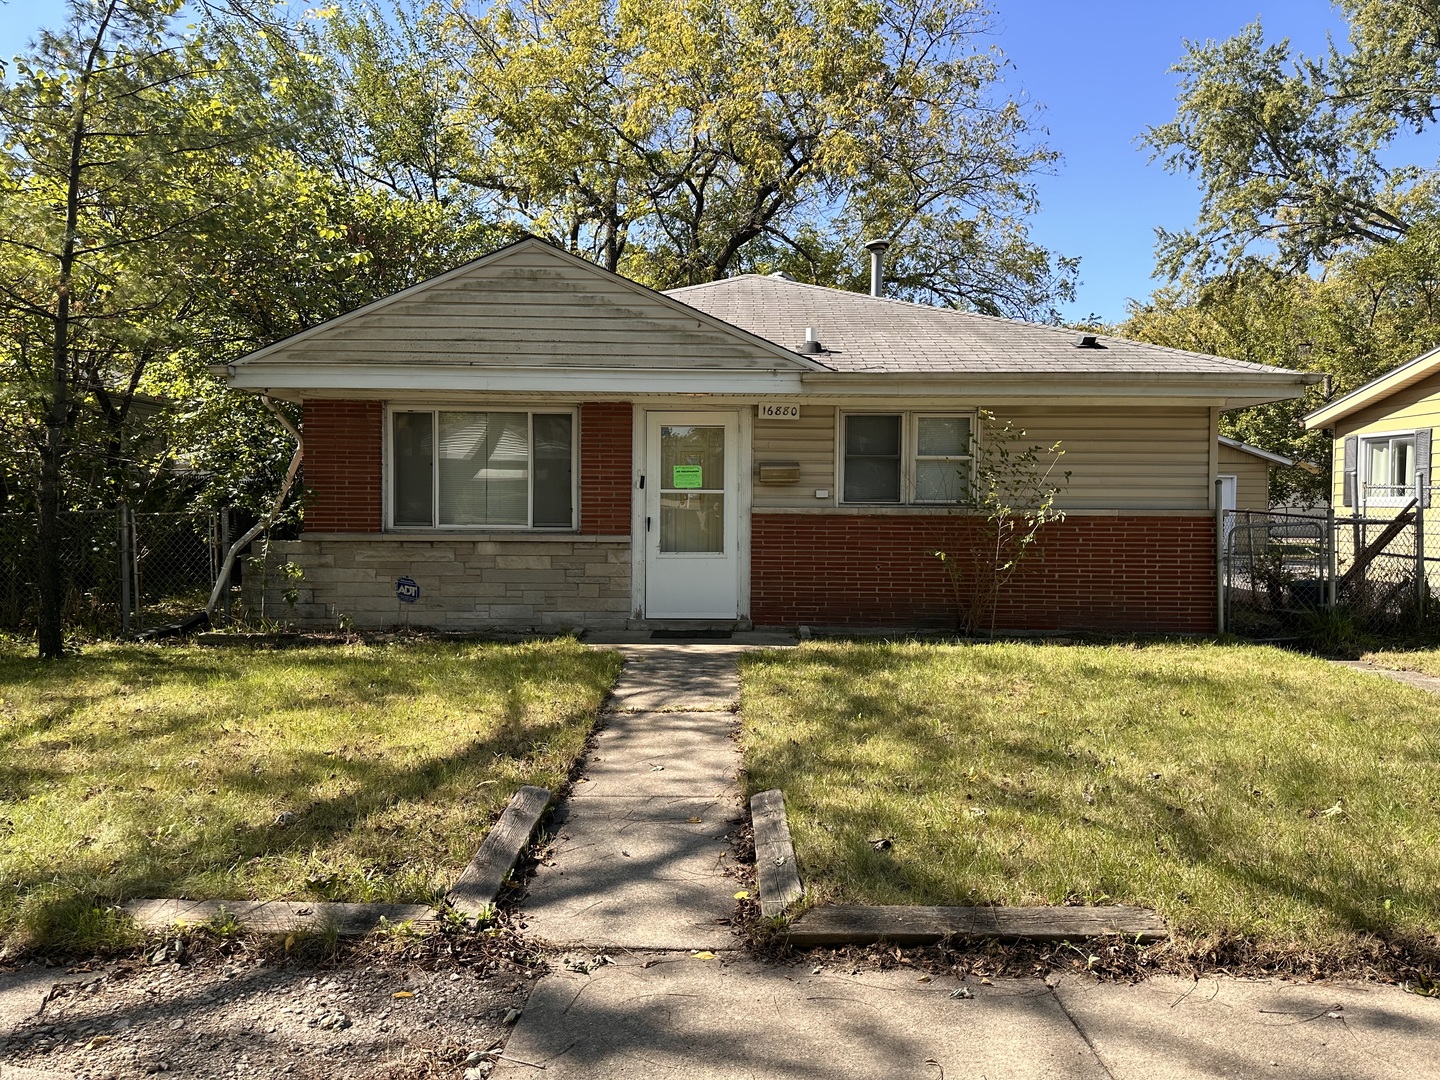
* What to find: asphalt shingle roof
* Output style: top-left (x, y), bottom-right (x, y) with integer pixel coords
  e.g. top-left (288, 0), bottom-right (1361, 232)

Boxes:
top-left (666, 275), bottom-right (1295, 377)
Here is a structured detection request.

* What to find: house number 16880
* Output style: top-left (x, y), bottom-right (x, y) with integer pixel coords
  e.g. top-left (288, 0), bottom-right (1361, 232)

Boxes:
top-left (758, 403), bottom-right (801, 420)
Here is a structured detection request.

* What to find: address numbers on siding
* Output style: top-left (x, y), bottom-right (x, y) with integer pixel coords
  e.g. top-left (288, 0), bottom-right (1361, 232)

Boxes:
top-left (758, 403), bottom-right (802, 420)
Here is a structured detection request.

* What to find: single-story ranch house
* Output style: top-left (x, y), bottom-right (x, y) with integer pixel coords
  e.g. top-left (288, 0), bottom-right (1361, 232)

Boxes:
top-left (221, 237), bottom-right (1316, 633)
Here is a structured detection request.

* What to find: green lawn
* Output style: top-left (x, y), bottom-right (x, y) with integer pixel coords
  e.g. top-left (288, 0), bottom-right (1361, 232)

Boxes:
top-left (740, 642), bottom-right (1440, 960)
top-left (0, 638), bottom-right (621, 952)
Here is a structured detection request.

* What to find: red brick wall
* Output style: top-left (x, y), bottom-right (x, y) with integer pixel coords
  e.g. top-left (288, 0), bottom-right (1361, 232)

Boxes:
top-left (302, 400), bottom-right (383, 533)
top-left (750, 513), bottom-right (1216, 633)
top-left (580, 402), bottom-right (632, 534)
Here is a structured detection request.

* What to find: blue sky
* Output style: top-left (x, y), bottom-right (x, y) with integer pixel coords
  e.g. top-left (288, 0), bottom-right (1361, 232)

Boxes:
top-left (0, 0), bottom-right (1353, 323)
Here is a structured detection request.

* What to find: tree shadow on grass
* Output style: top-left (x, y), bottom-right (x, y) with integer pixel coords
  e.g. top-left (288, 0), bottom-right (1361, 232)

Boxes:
top-left (0, 641), bottom-right (620, 952)
top-left (739, 643), bottom-right (1440, 948)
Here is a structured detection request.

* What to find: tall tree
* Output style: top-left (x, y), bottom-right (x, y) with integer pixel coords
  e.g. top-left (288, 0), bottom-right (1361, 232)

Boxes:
top-left (1143, 0), bottom-right (1440, 280)
top-left (341, 0), bottom-right (1075, 319)
top-left (0, 0), bottom-right (318, 656)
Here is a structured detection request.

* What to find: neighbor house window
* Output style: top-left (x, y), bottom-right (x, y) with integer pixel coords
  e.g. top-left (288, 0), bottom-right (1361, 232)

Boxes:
top-left (390, 409), bottom-right (574, 528)
top-left (1363, 433), bottom-right (1415, 502)
top-left (841, 412), bottom-right (973, 504)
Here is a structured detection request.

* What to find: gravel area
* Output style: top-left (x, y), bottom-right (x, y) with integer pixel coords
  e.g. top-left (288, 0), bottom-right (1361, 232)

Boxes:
top-left (0, 934), bottom-right (545, 1080)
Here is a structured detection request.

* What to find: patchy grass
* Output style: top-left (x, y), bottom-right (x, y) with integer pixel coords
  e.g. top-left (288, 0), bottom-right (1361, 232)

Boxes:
top-left (739, 642), bottom-right (1440, 964)
top-left (1361, 648), bottom-right (1440, 678)
top-left (0, 638), bottom-right (620, 954)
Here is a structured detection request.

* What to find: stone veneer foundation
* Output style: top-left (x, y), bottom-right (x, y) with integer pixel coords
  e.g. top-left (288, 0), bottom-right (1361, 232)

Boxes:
top-left (241, 534), bottom-right (632, 631)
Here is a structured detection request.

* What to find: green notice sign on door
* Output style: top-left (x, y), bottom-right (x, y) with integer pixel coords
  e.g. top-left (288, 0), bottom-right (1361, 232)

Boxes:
top-left (672, 465), bottom-right (703, 489)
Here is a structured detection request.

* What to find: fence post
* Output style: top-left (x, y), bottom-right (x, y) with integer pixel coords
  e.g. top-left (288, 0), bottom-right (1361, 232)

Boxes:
top-left (117, 503), bottom-right (131, 635)
top-left (1215, 478), bottom-right (1226, 635)
top-left (1326, 506), bottom-right (1338, 609)
top-left (1416, 474), bottom-right (1427, 619)
top-left (219, 508), bottom-right (231, 625)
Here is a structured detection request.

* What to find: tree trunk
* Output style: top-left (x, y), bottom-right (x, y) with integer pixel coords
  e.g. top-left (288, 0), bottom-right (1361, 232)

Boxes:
top-left (36, 408), bottom-right (65, 659)
top-left (36, 103), bottom-right (89, 659)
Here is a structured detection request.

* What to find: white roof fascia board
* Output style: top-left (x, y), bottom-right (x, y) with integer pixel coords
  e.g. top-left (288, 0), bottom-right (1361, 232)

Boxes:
top-left (1218, 436), bottom-right (1296, 466)
top-left (799, 371), bottom-right (1314, 404)
top-left (1303, 344), bottom-right (1440, 429)
top-left (230, 237), bottom-right (828, 375)
top-left (224, 363), bottom-right (808, 396)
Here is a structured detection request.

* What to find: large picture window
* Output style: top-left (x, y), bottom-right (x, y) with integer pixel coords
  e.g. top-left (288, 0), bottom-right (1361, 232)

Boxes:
top-left (841, 412), bottom-right (974, 504)
top-left (390, 409), bottom-right (574, 529)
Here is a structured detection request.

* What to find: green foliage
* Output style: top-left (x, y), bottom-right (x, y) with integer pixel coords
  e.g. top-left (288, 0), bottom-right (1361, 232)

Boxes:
top-left (1144, 1), bottom-right (1440, 279)
top-left (330, 0), bottom-right (1075, 319)
top-left (932, 411), bottom-right (1069, 634)
top-left (1300, 604), bottom-right (1371, 656)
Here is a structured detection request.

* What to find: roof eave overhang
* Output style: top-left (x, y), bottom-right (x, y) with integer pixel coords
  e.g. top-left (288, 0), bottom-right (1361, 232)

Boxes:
top-left (1218, 435), bottom-right (1296, 466)
top-left (799, 370), bottom-right (1318, 409)
top-left (220, 365), bottom-right (1315, 409)
top-left (1304, 345), bottom-right (1440, 429)
top-left (220, 362), bottom-right (810, 398)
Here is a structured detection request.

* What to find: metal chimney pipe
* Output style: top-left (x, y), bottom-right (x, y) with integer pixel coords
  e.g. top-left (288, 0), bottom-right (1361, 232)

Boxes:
top-left (865, 238), bottom-right (891, 297)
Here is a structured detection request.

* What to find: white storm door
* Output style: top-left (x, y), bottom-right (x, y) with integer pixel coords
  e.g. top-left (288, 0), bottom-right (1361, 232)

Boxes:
top-left (644, 412), bottom-right (740, 619)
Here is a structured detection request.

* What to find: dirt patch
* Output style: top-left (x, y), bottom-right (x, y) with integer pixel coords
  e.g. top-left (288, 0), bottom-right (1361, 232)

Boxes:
top-left (1, 926), bottom-right (545, 1080)
top-left (767, 929), bottom-right (1440, 992)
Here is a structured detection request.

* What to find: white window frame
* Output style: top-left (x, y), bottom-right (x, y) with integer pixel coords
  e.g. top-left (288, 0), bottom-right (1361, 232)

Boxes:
top-left (1360, 429), bottom-right (1417, 508)
top-left (838, 410), bottom-right (976, 506)
top-left (385, 405), bottom-right (579, 531)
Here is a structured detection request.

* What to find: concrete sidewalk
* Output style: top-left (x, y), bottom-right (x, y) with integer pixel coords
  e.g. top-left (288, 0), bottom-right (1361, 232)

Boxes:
top-left (496, 953), bottom-right (1439, 1079)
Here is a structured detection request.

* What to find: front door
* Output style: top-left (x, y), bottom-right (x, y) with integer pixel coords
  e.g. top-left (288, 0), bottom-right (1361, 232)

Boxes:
top-left (644, 411), bottom-right (740, 619)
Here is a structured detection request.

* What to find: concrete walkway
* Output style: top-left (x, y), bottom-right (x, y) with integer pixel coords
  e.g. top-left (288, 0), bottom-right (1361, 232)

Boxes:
top-left (497, 638), bottom-right (1440, 1080)
top-left (1331, 658), bottom-right (1440, 693)
top-left (517, 644), bottom-right (756, 953)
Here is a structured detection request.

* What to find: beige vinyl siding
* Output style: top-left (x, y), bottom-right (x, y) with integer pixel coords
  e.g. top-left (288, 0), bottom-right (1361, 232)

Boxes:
top-left (1217, 443), bottom-right (1271, 510)
top-left (752, 406), bottom-right (835, 507)
top-left (247, 247), bottom-right (790, 370)
top-left (750, 404), bottom-right (1214, 511)
top-left (990, 406), bottom-right (1211, 510)
top-left (1329, 370), bottom-right (1440, 506)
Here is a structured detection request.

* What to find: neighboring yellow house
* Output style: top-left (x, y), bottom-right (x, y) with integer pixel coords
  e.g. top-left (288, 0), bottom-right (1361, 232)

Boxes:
top-left (1304, 345), bottom-right (1439, 515)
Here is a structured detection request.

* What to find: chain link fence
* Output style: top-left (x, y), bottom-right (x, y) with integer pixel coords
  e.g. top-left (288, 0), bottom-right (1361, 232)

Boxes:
top-left (0, 507), bottom-right (225, 639)
top-left (1222, 503), bottom-right (1440, 641)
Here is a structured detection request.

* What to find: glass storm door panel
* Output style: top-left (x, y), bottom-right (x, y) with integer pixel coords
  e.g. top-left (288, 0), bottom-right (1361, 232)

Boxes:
top-left (645, 412), bottom-right (740, 619)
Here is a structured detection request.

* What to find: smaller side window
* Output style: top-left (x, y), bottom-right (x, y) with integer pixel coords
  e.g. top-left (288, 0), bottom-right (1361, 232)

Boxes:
top-left (1363, 433), bottom-right (1416, 501)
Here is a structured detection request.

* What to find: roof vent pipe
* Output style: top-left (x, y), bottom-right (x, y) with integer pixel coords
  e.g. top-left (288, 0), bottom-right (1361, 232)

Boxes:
top-left (865, 238), bottom-right (891, 297)
top-left (798, 326), bottom-right (823, 354)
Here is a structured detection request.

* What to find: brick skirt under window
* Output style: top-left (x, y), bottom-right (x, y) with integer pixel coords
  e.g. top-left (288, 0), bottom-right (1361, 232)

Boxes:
top-left (750, 513), bottom-right (1216, 633)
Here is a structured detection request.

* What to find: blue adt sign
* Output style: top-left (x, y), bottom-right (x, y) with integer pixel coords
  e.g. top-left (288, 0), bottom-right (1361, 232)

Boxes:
top-left (396, 577), bottom-right (421, 604)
